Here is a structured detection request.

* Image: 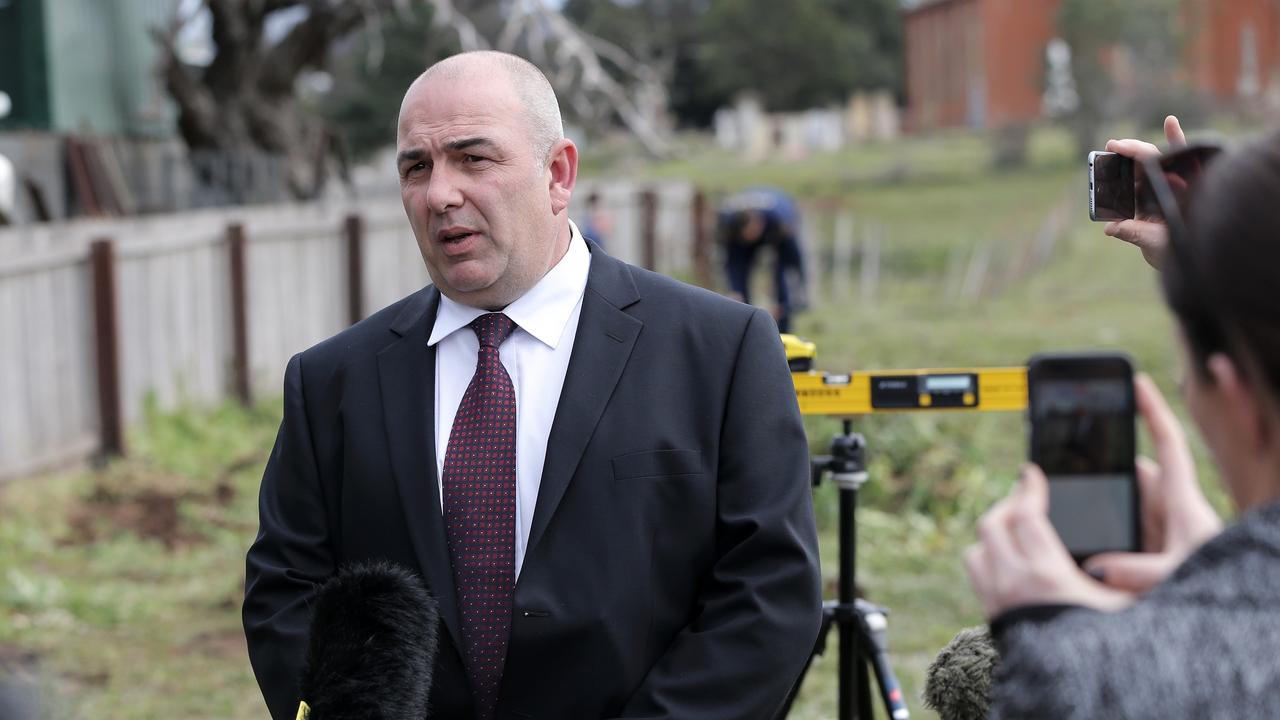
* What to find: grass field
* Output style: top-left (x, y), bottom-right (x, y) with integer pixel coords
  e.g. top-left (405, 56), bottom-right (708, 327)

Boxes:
top-left (0, 125), bottom-right (1227, 718)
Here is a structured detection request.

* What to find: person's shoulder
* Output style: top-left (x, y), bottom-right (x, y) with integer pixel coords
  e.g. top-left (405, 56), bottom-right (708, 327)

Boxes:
top-left (592, 257), bottom-right (777, 360)
top-left (296, 285), bottom-right (434, 369)
top-left (609, 257), bottom-right (756, 322)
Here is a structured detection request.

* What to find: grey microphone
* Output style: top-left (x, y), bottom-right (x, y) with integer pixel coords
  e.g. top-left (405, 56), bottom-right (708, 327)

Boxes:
top-left (922, 626), bottom-right (999, 720)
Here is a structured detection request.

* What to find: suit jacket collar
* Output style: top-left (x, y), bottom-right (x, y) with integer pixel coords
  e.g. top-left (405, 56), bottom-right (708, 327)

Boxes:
top-left (522, 243), bottom-right (642, 568)
top-left (378, 285), bottom-right (465, 648)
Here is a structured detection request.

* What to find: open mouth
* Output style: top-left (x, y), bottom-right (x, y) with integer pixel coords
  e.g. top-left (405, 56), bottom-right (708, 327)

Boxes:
top-left (439, 227), bottom-right (478, 245)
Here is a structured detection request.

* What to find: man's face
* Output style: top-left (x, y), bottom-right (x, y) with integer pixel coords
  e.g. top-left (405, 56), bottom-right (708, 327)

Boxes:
top-left (396, 72), bottom-right (565, 309)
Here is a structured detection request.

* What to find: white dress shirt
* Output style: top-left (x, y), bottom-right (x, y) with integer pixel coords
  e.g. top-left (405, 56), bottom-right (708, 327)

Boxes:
top-left (428, 222), bottom-right (591, 578)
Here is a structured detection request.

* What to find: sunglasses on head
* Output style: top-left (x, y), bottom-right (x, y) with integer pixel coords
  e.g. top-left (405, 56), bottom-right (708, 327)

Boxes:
top-left (1136, 142), bottom-right (1224, 271)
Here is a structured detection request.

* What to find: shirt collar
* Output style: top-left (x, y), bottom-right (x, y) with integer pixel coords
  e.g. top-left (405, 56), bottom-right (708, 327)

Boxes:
top-left (428, 220), bottom-right (591, 349)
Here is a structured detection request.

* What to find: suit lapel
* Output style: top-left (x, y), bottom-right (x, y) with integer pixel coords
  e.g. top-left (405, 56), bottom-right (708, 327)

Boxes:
top-left (524, 248), bottom-right (642, 563)
top-left (376, 286), bottom-right (463, 648)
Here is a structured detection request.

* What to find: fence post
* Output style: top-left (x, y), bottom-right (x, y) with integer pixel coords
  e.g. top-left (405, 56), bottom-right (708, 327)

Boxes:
top-left (90, 237), bottom-right (125, 458)
top-left (799, 202), bottom-right (822, 307)
top-left (832, 210), bottom-right (855, 299)
top-left (345, 214), bottom-right (365, 325)
top-left (860, 225), bottom-right (882, 304)
top-left (227, 223), bottom-right (252, 406)
top-left (640, 189), bottom-right (658, 271)
top-left (692, 189), bottom-right (711, 287)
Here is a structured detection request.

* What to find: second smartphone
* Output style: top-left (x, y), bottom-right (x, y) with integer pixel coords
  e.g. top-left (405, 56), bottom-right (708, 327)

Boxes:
top-left (1027, 353), bottom-right (1141, 562)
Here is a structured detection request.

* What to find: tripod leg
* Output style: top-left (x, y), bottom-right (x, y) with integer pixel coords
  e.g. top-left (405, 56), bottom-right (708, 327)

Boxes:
top-left (857, 658), bottom-right (872, 720)
top-left (858, 600), bottom-right (910, 719)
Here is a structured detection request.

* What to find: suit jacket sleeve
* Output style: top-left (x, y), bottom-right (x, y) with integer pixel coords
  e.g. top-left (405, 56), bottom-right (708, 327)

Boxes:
top-left (615, 308), bottom-right (823, 719)
top-left (243, 353), bottom-right (336, 720)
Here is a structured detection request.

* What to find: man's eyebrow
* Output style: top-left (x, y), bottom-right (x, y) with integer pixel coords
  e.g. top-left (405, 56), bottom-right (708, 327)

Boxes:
top-left (396, 148), bottom-right (425, 167)
top-left (445, 137), bottom-right (497, 153)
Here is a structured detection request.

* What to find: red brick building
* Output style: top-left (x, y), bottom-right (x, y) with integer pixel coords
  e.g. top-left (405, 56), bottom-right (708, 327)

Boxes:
top-left (905, 0), bottom-right (1280, 132)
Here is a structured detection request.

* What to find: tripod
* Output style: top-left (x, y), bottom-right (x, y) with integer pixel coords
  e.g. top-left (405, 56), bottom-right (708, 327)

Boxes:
top-left (777, 420), bottom-right (910, 720)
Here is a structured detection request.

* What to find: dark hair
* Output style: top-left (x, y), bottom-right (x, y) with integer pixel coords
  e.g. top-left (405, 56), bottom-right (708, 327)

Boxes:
top-left (1163, 131), bottom-right (1280, 398)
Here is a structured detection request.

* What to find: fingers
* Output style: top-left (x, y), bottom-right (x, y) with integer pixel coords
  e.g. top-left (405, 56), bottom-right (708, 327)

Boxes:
top-left (1135, 456), bottom-right (1167, 552)
top-left (1105, 138), bottom-right (1162, 161)
top-left (977, 496), bottom-right (1022, 572)
top-left (1135, 455), bottom-right (1160, 495)
top-left (1134, 374), bottom-right (1192, 475)
top-left (1103, 221), bottom-right (1169, 270)
top-left (1016, 463), bottom-right (1050, 514)
top-left (1009, 466), bottom-right (1075, 567)
top-left (1083, 551), bottom-right (1179, 594)
top-left (1134, 374), bottom-right (1223, 548)
top-left (963, 544), bottom-right (997, 618)
top-left (1103, 220), bottom-right (1167, 250)
top-left (1164, 115), bottom-right (1187, 147)
top-left (1104, 116), bottom-right (1184, 161)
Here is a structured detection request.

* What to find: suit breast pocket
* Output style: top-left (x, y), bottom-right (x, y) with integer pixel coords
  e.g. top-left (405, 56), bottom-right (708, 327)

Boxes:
top-left (611, 449), bottom-right (710, 533)
top-left (611, 449), bottom-right (703, 481)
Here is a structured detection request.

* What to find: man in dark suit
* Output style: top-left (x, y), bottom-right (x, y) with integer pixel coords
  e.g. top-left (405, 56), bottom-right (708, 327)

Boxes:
top-left (243, 50), bottom-right (821, 720)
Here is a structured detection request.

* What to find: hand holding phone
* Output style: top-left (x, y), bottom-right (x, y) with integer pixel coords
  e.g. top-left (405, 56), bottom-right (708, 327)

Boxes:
top-left (1080, 374), bottom-right (1222, 592)
top-left (964, 464), bottom-right (1133, 620)
top-left (1094, 116), bottom-right (1187, 269)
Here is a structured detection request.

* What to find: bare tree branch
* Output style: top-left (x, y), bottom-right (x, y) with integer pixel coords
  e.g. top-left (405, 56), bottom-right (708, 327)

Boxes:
top-left (529, 2), bottom-right (671, 155)
top-left (357, 0), bottom-right (387, 72)
top-left (429, 0), bottom-right (489, 52)
top-left (205, 0), bottom-right (263, 97)
top-left (424, 0), bottom-right (673, 155)
top-left (155, 0), bottom-right (674, 203)
top-left (151, 24), bottom-right (224, 146)
top-left (259, 2), bottom-right (366, 95)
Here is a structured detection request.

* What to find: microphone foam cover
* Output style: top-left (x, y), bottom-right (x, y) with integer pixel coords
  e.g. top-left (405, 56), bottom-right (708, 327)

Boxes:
top-left (299, 561), bottom-right (439, 719)
top-left (923, 625), bottom-right (999, 720)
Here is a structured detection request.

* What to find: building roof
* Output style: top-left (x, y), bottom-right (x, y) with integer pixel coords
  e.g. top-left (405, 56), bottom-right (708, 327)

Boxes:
top-left (903, 0), bottom-right (970, 15)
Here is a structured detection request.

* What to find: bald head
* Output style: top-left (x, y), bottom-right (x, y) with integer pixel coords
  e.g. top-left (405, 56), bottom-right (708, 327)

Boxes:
top-left (401, 51), bottom-right (564, 164)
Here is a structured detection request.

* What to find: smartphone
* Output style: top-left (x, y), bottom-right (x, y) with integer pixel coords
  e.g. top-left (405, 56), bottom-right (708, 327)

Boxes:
top-left (1088, 151), bottom-right (1135, 221)
top-left (1027, 353), bottom-right (1140, 561)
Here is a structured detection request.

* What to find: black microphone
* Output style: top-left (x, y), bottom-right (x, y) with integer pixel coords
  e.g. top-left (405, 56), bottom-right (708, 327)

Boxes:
top-left (298, 561), bottom-right (440, 720)
top-left (922, 626), bottom-right (999, 720)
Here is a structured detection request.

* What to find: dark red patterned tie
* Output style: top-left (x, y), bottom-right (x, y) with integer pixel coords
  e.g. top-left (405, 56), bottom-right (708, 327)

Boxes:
top-left (443, 312), bottom-right (517, 720)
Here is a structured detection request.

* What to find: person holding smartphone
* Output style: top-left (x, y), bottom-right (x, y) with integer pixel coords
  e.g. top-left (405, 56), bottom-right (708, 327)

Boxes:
top-left (964, 131), bottom-right (1280, 717)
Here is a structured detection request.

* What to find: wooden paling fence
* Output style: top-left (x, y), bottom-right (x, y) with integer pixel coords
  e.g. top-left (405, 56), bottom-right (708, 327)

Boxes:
top-left (0, 183), bottom-right (712, 482)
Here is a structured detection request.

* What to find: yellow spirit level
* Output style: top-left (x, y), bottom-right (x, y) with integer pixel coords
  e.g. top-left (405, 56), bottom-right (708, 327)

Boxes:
top-left (782, 334), bottom-right (1028, 416)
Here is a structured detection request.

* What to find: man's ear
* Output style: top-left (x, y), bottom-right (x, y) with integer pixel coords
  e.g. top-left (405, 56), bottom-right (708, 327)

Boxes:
top-left (1207, 353), bottom-right (1273, 453)
top-left (546, 138), bottom-right (578, 215)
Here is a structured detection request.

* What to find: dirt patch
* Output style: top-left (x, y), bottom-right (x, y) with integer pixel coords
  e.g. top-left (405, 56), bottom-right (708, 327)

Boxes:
top-left (182, 629), bottom-right (248, 662)
top-left (63, 483), bottom-right (204, 550)
top-left (0, 644), bottom-right (40, 676)
top-left (58, 451), bottom-right (258, 550)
